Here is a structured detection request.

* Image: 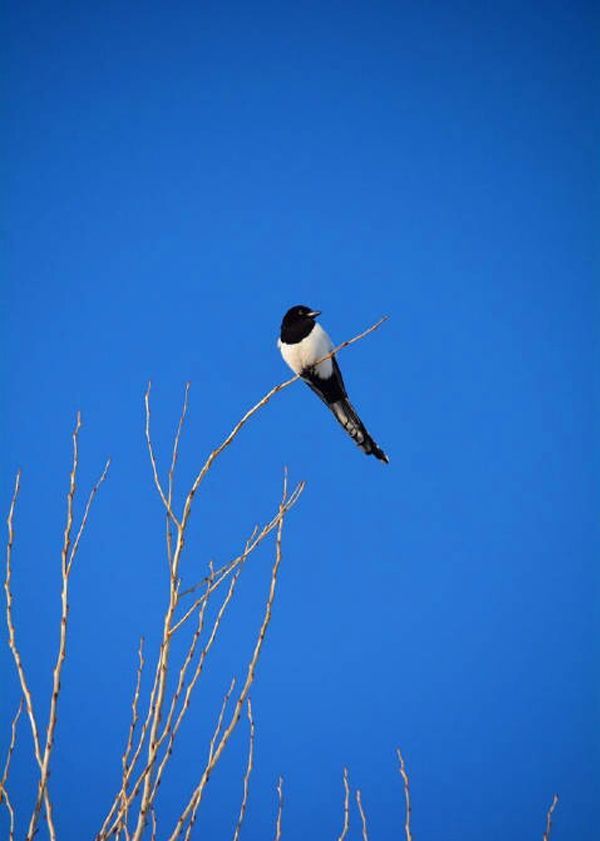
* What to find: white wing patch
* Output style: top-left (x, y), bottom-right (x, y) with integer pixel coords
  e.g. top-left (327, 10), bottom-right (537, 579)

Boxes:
top-left (278, 324), bottom-right (334, 378)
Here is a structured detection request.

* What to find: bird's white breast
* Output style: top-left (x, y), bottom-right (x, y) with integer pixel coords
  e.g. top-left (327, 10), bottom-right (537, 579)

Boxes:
top-left (278, 323), bottom-right (334, 378)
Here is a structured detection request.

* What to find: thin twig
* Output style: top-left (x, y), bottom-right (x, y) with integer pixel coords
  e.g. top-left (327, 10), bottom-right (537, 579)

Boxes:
top-left (0, 699), bottom-right (23, 841)
top-left (207, 679), bottom-right (237, 765)
top-left (542, 794), bottom-right (559, 841)
top-left (337, 768), bottom-right (350, 841)
top-left (182, 679), bottom-right (238, 841)
top-left (232, 699), bottom-right (255, 841)
top-left (5, 472), bottom-right (56, 840)
top-left (396, 748), bottom-right (413, 841)
top-left (0, 700), bottom-right (22, 800)
top-left (166, 383), bottom-right (190, 564)
top-left (100, 493), bottom-right (297, 841)
top-left (150, 578), bottom-right (241, 804)
top-left (68, 457), bottom-right (111, 574)
top-left (118, 638), bottom-right (145, 837)
top-left (28, 417), bottom-right (110, 841)
top-left (274, 776), bottom-right (284, 841)
top-left (170, 491), bottom-right (301, 637)
top-left (356, 790), bottom-right (369, 841)
top-left (144, 382), bottom-right (181, 529)
top-left (167, 472), bottom-right (298, 841)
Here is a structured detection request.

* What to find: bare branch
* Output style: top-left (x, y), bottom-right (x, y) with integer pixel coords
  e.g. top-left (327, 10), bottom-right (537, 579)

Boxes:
top-left (232, 699), bottom-right (255, 841)
top-left (337, 768), bottom-right (350, 841)
top-left (171, 485), bottom-right (303, 637)
top-left (117, 638), bottom-right (145, 838)
top-left (356, 790), bottom-right (369, 841)
top-left (396, 748), bottom-right (413, 841)
top-left (5, 471), bottom-right (57, 841)
top-left (2, 788), bottom-right (15, 841)
top-left (0, 699), bottom-right (23, 841)
top-left (542, 794), bottom-right (559, 841)
top-left (166, 383), bottom-right (190, 564)
top-left (150, 578), bottom-right (241, 804)
top-left (68, 458), bottom-right (111, 574)
top-left (182, 679), bottom-right (238, 841)
top-left (207, 679), bottom-right (237, 765)
top-left (100, 488), bottom-right (300, 841)
top-left (144, 382), bottom-right (182, 529)
top-left (167, 471), bottom-right (299, 841)
top-left (28, 414), bottom-right (109, 841)
top-left (273, 776), bottom-right (284, 841)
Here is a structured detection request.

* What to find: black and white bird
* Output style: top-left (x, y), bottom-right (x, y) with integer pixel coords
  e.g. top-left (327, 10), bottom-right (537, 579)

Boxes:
top-left (278, 305), bottom-right (389, 463)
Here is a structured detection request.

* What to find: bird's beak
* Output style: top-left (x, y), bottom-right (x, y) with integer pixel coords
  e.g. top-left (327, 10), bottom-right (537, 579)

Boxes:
top-left (308, 310), bottom-right (321, 318)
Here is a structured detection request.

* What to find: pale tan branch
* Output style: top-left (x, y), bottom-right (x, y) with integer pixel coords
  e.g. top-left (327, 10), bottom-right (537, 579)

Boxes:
top-left (5, 471), bottom-right (56, 841)
top-left (150, 807), bottom-right (157, 841)
top-left (144, 382), bottom-right (182, 530)
top-left (111, 573), bottom-right (219, 826)
top-left (273, 776), bottom-right (284, 841)
top-left (2, 788), bottom-right (15, 841)
top-left (166, 383), bottom-right (190, 564)
top-left (207, 679), bottom-right (237, 766)
top-left (100, 495), bottom-right (293, 841)
top-left (117, 638), bottom-right (145, 838)
top-left (396, 748), bottom-right (413, 841)
top-left (167, 472), bottom-right (297, 841)
top-left (0, 698), bottom-right (23, 841)
top-left (28, 417), bottom-right (109, 841)
top-left (99, 650), bottom-right (162, 840)
top-left (68, 458), bottom-right (111, 574)
top-left (179, 526), bottom-right (259, 601)
top-left (181, 679), bottom-right (238, 841)
top-left (356, 790), bottom-right (369, 841)
top-left (337, 768), bottom-right (350, 841)
top-left (232, 699), bottom-right (255, 841)
top-left (171, 485), bottom-right (303, 637)
top-left (149, 575), bottom-right (241, 805)
top-left (542, 793), bottom-right (559, 841)
top-left (0, 699), bottom-right (22, 801)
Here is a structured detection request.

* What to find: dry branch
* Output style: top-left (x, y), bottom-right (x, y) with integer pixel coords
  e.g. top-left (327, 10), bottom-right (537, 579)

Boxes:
top-left (356, 790), bottom-right (369, 841)
top-left (232, 699), bottom-right (255, 841)
top-left (337, 768), bottom-right (350, 841)
top-left (396, 748), bottom-right (413, 841)
top-left (0, 699), bottom-right (23, 841)
top-left (273, 776), bottom-right (284, 841)
top-left (166, 473), bottom-right (295, 841)
top-left (542, 794), bottom-right (559, 841)
top-left (27, 417), bottom-right (110, 841)
top-left (6, 471), bottom-right (56, 841)
top-left (166, 383), bottom-right (190, 564)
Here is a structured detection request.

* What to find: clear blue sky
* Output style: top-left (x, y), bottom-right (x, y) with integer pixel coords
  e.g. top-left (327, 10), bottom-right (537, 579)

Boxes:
top-left (2, 1), bottom-right (598, 839)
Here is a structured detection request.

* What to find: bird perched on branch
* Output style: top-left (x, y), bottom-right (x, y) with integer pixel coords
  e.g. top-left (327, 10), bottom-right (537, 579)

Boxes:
top-left (278, 305), bottom-right (389, 463)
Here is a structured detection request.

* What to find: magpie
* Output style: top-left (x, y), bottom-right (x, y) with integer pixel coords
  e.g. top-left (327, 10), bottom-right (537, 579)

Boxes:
top-left (278, 305), bottom-right (389, 463)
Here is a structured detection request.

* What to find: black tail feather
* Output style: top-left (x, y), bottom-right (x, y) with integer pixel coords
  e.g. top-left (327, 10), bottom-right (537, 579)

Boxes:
top-left (330, 399), bottom-right (389, 463)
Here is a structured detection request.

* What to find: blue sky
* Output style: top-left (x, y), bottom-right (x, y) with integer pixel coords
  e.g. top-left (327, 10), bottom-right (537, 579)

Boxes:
top-left (2, 1), bottom-right (598, 839)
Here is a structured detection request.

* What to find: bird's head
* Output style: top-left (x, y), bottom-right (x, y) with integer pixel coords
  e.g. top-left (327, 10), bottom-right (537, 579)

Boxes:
top-left (280, 305), bottom-right (322, 343)
top-left (281, 305), bottom-right (321, 328)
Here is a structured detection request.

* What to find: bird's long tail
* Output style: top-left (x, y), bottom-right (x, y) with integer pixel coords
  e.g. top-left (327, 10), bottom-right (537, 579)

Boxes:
top-left (329, 399), bottom-right (389, 463)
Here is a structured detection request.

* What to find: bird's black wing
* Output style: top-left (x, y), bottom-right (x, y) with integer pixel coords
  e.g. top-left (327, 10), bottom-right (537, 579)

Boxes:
top-left (301, 355), bottom-right (346, 405)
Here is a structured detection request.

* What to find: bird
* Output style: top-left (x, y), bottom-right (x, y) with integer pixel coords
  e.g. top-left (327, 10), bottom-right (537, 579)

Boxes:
top-left (278, 305), bottom-right (389, 463)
